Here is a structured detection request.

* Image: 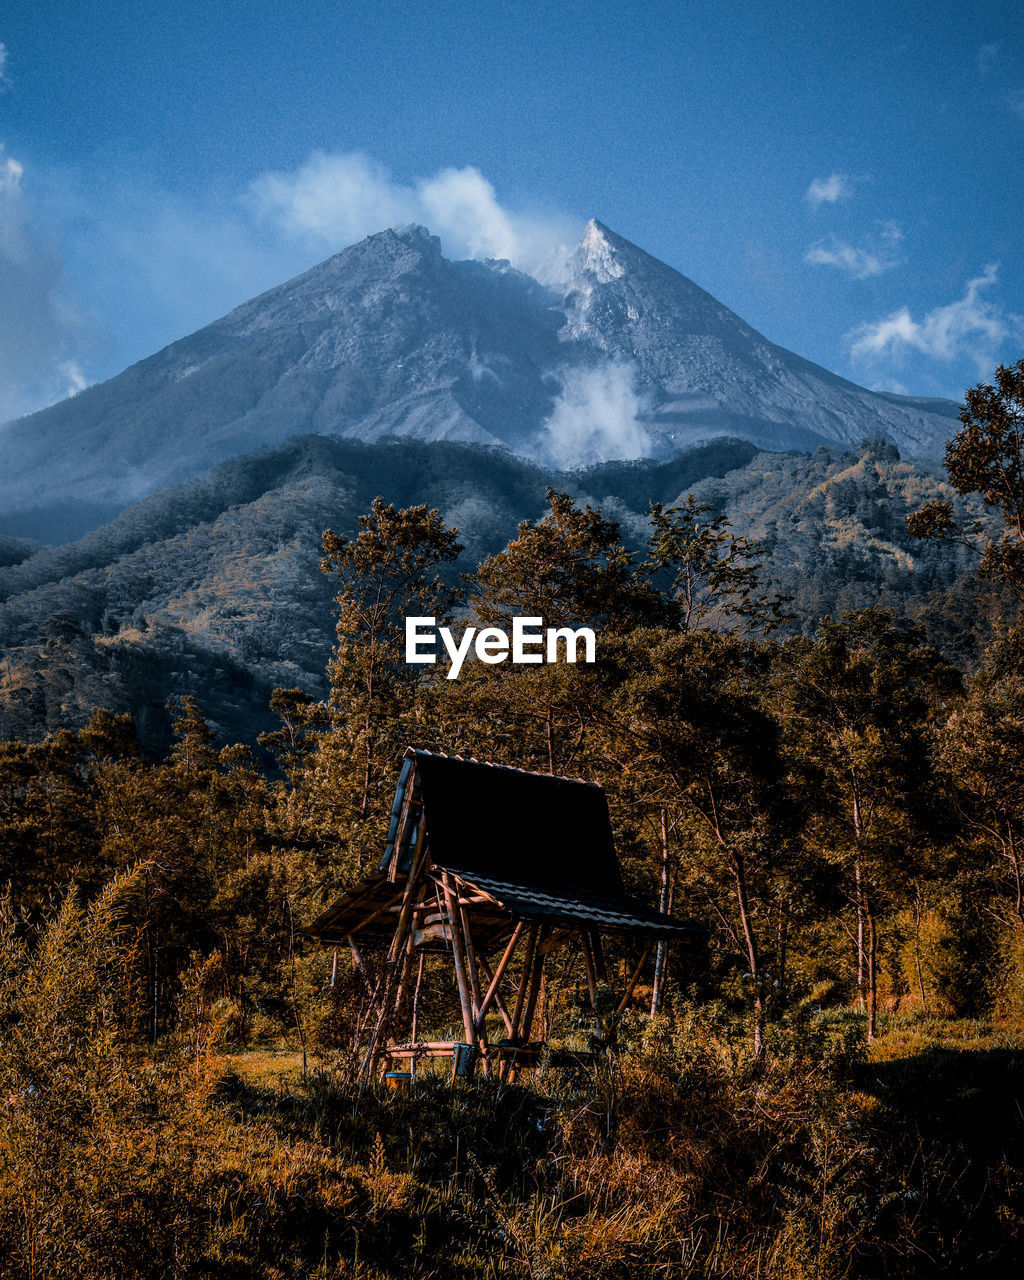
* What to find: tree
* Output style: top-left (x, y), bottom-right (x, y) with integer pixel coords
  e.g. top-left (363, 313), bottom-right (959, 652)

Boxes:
top-left (940, 628), bottom-right (1024, 930)
top-left (778, 610), bottom-right (958, 1037)
top-left (473, 488), bottom-right (664, 634)
top-left (438, 490), bottom-right (663, 776)
top-left (645, 495), bottom-right (793, 636)
top-left (314, 500), bottom-right (463, 858)
top-left (606, 628), bottom-right (789, 1053)
top-left (908, 359), bottom-right (1024, 600)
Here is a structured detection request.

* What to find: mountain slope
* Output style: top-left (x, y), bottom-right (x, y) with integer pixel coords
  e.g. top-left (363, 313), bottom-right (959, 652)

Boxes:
top-left (0, 221), bottom-right (959, 543)
top-left (0, 436), bottom-right (757, 747)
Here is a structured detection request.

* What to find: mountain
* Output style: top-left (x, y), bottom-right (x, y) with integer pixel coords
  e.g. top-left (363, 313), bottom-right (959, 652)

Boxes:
top-left (0, 221), bottom-right (959, 544)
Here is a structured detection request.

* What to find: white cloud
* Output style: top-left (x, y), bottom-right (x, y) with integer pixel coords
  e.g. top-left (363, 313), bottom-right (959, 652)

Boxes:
top-left (251, 151), bottom-right (417, 245)
top-left (541, 359), bottom-right (653, 468)
top-left (805, 173), bottom-right (853, 207)
top-left (0, 42), bottom-right (8, 84)
top-left (0, 143), bottom-right (88, 423)
top-left (805, 222), bottom-right (902, 279)
top-left (848, 265), bottom-right (1024, 375)
top-left (251, 150), bottom-right (576, 281)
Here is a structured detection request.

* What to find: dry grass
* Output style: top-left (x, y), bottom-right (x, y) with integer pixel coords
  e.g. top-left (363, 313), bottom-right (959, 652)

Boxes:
top-left (226, 1046), bottom-right (307, 1090)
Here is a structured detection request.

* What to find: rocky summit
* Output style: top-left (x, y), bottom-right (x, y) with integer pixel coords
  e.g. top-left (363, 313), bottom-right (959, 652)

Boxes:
top-left (0, 220), bottom-right (959, 543)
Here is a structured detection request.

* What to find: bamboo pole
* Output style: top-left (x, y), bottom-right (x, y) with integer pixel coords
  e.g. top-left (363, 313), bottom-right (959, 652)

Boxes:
top-left (580, 930), bottom-right (598, 1009)
top-left (409, 954), bottom-right (425, 1068)
top-left (441, 872), bottom-right (477, 1049)
top-left (616, 943), bottom-right (653, 1014)
top-left (475, 923), bottom-right (525, 1036)
top-left (520, 925), bottom-right (548, 1043)
top-left (362, 825), bottom-right (429, 1079)
top-left (510, 924), bottom-right (540, 1040)
top-left (651, 808), bottom-right (672, 1017)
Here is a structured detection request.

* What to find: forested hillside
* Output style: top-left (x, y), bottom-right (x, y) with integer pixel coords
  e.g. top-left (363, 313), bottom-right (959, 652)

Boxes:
top-left (0, 432), bottom-right (1007, 750)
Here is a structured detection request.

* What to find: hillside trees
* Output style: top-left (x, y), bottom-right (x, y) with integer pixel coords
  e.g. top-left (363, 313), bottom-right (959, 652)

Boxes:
top-left (439, 490), bottom-right (664, 775)
top-left (605, 629), bottom-right (791, 1053)
top-left (777, 610), bottom-right (959, 1036)
top-left (940, 630), bottom-right (1024, 937)
top-left (646, 494), bottom-right (793, 635)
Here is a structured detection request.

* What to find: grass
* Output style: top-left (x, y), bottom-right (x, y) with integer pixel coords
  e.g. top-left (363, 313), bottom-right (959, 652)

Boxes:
top-left (225, 1045), bottom-right (307, 1090)
top-left (869, 1011), bottom-right (1024, 1061)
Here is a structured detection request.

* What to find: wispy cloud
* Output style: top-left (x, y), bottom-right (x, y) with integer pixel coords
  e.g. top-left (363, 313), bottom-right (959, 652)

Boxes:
top-left (1007, 89), bottom-right (1024, 118)
top-left (251, 150), bottom-right (576, 281)
top-left (541, 359), bottom-right (653, 468)
top-left (0, 143), bottom-right (87, 423)
top-left (805, 222), bottom-right (902, 279)
top-left (848, 265), bottom-right (1024, 376)
top-left (976, 42), bottom-right (1000, 75)
top-left (0, 42), bottom-right (8, 84)
top-left (805, 173), bottom-right (854, 208)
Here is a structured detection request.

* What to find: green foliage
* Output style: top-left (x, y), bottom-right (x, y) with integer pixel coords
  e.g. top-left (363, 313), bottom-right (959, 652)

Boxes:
top-left (910, 359), bottom-right (1024, 601)
top-left (646, 493), bottom-right (793, 635)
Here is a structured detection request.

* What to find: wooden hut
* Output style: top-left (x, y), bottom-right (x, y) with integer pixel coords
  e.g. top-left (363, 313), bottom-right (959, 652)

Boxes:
top-left (305, 747), bottom-right (700, 1080)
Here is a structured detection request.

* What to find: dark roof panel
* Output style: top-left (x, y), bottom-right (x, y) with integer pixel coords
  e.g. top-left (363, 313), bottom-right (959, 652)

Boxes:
top-left (412, 749), bottom-right (623, 896)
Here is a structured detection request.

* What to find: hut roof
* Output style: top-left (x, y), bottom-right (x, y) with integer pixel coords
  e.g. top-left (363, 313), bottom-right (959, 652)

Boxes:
top-left (306, 748), bottom-right (698, 945)
top-left (396, 748), bottom-right (623, 896)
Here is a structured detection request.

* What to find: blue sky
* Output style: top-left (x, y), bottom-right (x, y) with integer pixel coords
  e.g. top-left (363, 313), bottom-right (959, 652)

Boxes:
top-left (1, 0), bottom-right (1022, 422)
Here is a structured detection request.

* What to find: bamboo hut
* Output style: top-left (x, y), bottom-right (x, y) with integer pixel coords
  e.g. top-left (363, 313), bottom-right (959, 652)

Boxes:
top-left (305, 748), bottom-right (700, 1080)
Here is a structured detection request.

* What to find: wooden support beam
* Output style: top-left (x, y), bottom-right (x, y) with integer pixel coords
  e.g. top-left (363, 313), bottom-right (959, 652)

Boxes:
top-left (386, 781), bottom-right (417, 881)
top-left (409, 953), bottom-right (425, 1063)
top-left (458, 896), bottom-right (484, 1025)
top-left (520, 924), bottom-right (548, 1045)
top-left (616, 943), bottom-right (653, 1015)
top-left (441, 872), bottom-right (477, 1048)
top-left (580, 930), bottom-right (598, 1009)
top-left (474, 922), bottom-right (525, 1036)
top-left (475, 953), bottom-right (515, 1037)
top-left (590, 929), bottom-right (608, 983)
top-left (510, 924), bottom-right (540, 1040)
top-left (362, 824), bottom-right (429, 1080)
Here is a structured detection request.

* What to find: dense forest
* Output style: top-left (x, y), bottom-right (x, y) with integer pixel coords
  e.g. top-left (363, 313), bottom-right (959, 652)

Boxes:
top-left (2, 363), bottom-right (1024, 1278)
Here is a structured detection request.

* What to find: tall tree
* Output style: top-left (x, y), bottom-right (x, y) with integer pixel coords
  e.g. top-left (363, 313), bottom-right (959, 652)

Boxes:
top-left (606, 628), bottom-right (788, 1054)
top-left (315, 500), bottom-right (463, 857)
top-left (908, 358), bottom-right (1024, 601)
top-left (940, 627), bottom-right (1024, 930)
top-left (778, 609), bottom-right (958, 1037)
top-left (440, 490), bottom-right (663, 775)
top-left (645, 495), bottom-right (793, 636)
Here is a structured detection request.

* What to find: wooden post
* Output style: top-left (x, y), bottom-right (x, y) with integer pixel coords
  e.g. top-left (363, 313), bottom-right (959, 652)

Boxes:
top-left (581, 930), bottom-right (598, 1010)
top-left (617, 943), bottom-right (652, 1014)
top-left (651, 808), bottom-right (672, 1017)
top-left (510, 924), bottom-right (540, 1040)
top-left (520, 925), bottom-right (548, 1043)
top-left (409, 953), bottom-right (425, 1068)
top-left (475, 923), bottom-right (525, 1037)
top-left (362, 825), bottom-right (429, 1080)
top-left (590, 929), bottom-right (608, 983)
top-left (441, 872), bottom-right (477, 1050)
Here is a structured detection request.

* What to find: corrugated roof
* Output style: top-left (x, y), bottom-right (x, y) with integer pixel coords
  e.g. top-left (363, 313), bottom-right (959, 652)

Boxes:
top-left (447, 870), bottom-right (699, 938)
